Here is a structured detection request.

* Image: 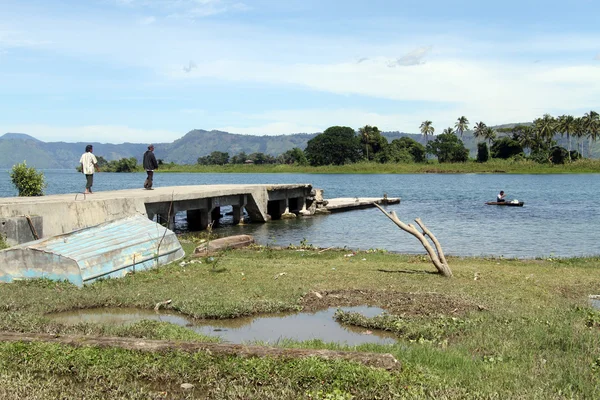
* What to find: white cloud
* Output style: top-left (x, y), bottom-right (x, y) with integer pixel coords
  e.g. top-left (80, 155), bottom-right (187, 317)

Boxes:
top-left (389, 46), bottom-right (433, 67)
top-left (0, 124), bottom-right (182, 144)
top-left (595, 52), bottom-right (600, 60)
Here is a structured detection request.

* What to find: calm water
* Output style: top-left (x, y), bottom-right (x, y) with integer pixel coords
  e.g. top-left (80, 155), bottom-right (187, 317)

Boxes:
top-left (1, 169), bottom-right (599, 258)
top-left (49, 306), bottom-right (396, 346)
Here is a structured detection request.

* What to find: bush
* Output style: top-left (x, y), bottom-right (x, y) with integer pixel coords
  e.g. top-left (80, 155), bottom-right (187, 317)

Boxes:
top-left (10, 161), bottom-right (46, 196)
top-left (490, 137), bottom-right (524, 159)
top-left (477, 142), bottom-right (489, 163)
top-left (549, 146), bottom-right (569, 164)
top-left (426, 132), bottom-right (469, 163)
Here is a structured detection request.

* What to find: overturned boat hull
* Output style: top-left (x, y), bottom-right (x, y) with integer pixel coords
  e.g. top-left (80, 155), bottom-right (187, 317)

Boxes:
top-left (0, 215), bottom-right (184, 287)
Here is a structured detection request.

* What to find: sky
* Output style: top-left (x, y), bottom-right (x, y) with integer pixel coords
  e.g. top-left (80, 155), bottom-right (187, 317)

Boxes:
top-left (1, 0), bottom-right (599, 144)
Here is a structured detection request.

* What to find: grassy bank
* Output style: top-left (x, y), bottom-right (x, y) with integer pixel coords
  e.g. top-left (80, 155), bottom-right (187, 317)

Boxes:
top-left (1, 243), bottom-right (600, 399)
top-left (156, 158), bottom-right (600, 174)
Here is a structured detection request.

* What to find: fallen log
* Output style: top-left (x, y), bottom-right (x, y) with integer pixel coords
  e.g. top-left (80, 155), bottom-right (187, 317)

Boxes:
top-left (194, 234), bottom-right (255, 256)
top-left (0, 331), bottom-right (400, 370)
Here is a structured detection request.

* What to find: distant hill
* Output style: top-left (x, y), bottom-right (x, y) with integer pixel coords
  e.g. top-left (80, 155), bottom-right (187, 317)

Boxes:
top-left (163, 130), bottom-right (318, 165)
top-left (0, 127), bottom-right (596, 169)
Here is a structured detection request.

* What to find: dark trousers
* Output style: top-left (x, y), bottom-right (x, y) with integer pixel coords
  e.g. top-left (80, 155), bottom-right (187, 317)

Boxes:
top-left (144, 170), bottom-right (154, 189)
top-left (85, 174), bottom-right (94, 190)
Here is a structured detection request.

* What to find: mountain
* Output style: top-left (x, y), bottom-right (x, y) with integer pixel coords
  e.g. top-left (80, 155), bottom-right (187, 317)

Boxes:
top-left (0, 129), bottom-right (320, 169)
top-left (162, 130), bottom-right (318, 165)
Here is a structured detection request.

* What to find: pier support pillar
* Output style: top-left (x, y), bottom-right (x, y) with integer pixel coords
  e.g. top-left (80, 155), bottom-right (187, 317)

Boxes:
top-left (267, 199), bottom-right (286, 220)
top-left (187, 209), bottom-right (210, 231)
top-left (211, 207), bottom-right (221, 226)
top-left (232, 205), bottom-right (242, 225)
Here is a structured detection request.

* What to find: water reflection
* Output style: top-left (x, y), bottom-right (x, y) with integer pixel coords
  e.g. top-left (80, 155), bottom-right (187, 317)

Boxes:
top-left (49, 306), bottom-right (396, 346)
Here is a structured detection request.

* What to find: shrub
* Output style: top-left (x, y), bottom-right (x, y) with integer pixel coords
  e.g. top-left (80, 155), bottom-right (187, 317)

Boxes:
top-left (490, 137), bottom-right (524, 159)
top-left (10, 161), bottom-right (47, 196)
top-left (477, 142), bottom-right (489, 163)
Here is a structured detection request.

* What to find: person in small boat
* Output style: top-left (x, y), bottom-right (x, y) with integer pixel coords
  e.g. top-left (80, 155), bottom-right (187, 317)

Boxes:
top-left (497, 190), bottom-right (506, 202)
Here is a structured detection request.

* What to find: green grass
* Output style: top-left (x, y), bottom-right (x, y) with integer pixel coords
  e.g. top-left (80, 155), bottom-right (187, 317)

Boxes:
top-left (155, 158), bottom-right (600, 174)
top-left (1, 246), bottom-right (600, 399)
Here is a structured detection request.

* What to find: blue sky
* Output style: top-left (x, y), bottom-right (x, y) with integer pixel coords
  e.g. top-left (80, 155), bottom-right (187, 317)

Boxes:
top-left (1, 0), bottom-right (599, 144)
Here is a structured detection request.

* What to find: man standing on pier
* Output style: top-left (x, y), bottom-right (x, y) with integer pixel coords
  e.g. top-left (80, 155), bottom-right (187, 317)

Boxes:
top-left (143, 144), bottom-right (158, 190)
top-left (79, 144), bottom-right (99, 194)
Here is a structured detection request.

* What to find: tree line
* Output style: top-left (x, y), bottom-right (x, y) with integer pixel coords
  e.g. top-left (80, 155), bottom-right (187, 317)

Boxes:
top-left (196, 111), bottom-right (598, 167)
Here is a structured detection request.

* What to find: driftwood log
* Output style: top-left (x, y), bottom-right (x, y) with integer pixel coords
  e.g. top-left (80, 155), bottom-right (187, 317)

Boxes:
top-left (373, 203), bottom-right (452, 277)
top-left (0, 331), bottom-right (399, 370)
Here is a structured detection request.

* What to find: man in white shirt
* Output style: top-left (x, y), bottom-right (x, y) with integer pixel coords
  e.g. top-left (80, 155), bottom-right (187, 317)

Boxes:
top-left (79, 144), bottom-right (99, 194)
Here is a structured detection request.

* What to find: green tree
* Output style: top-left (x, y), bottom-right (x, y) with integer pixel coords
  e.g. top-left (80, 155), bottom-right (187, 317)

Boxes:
top-left (557, 115), bottom-right (576, 161)
top-left (230, 152), bottom-right (248, 164)
top-left (10, 161), bottom-right (47, 196)
top-left (304, 126), bottom-right (362, 166)
top-left (425, 132), bottom-right (469, 163)
top-left (111, 157), bottom-right (138, 172)
top-left (490, 137), bottom-right (524, 159)
top-left (358, 125), bottom-right (388, 162)
top-left (476, 142), bottom-right (489, 163)
top-left (419, 120), bottom-right (434, 144)
top-left (483, 126), bottom-right (496, 146)
top-left (510, 125), bottom-right (536, 156)
top-left (583, 110), bottom-right (599, 158)
top-left (534, 114), bottom-right (556, 146)
top-left (442, 127), bottom-right (454, 135)
top-left (210, 151), bottom-right (230, 165)
top-left (388, 137), bottom-right (426, 163)
top-left (96, 156), bottom-right (109, 170)
top-left (454, 116), bottom-right (469, 138)
top-left (279, 148), bottom-right (308, 165)
top-left (473, 121), bottom-right (487, 142)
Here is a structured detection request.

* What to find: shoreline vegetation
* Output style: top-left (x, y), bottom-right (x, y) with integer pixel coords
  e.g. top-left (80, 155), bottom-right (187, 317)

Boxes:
top-left (154, 158), bottom-right (600, 174)
top-left (1, 242), bottom-right (599, 398)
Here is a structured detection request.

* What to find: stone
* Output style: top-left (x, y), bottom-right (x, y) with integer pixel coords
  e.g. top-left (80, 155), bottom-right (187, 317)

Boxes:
top-left (194, 235), bottom-right (255, 256)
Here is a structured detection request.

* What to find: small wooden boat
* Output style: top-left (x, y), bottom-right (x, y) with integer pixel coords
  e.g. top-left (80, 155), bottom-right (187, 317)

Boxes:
top-left (485, 201), bottom-right (524, 207)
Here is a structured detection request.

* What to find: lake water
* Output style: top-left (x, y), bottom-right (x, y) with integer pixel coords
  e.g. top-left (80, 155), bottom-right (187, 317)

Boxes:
top-left (1, 169), bottom-right (599, 258)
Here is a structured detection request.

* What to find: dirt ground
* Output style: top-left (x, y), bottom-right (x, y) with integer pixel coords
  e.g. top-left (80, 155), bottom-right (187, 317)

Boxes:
top-left (300, 289), bottom-right (477, 317)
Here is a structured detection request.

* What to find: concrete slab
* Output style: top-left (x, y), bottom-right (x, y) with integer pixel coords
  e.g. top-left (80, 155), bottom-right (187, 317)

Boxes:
top-left (0, 184), bottom-right (312, 241)
top-left (324, 197), bottom-right (401, 212)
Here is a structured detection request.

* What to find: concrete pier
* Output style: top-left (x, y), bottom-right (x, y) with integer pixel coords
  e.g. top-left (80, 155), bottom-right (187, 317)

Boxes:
top-left (0, 184), bottom-right (312, 244)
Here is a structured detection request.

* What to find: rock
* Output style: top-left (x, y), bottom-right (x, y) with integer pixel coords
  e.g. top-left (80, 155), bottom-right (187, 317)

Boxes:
top-left (181, 383), bottom-right (194, 390)
top-left (194, 235), bottom-right (255, 256)
top-left (281, 212), bottom-right (297, 219)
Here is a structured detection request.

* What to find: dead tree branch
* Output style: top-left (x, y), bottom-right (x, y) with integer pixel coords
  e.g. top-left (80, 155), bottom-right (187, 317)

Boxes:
top-left (373, 203), bottom-right (452, 277)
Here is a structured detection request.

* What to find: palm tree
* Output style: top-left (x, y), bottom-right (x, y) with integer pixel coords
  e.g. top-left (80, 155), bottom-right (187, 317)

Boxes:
top-left (358, 125), bottom-right (374, 161)
top-left (442, 127), bottom-right (454, 135)
top-left (583, 111), bottom-right (600, 158)
top-left (534, 114), bottom-right (556, 147)
top-left (557, 115), bottom-right (576, 161)
top-left (454, 116), bottom-right (469, 138)
top-left (573, 117), bottom-right (586, 158)
top-left (483, 126), bottom-right (496, 146)
top-left (514, 125), bottom-right (536, 156)
top-left (473, 121), bottom-right (487, 142)
top-left (419, 120), bottom-right (434, 144)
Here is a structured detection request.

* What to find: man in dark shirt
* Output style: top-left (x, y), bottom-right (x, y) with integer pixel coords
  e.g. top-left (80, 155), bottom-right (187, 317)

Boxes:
top-left (143, 144), bottom-right (159, 190)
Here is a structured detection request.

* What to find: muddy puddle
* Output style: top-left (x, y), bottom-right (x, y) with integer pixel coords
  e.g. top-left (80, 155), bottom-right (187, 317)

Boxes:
top-left (590, 296), bottom-right (600, 310)
top-left (49, 306), bottom-right (397, 346)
